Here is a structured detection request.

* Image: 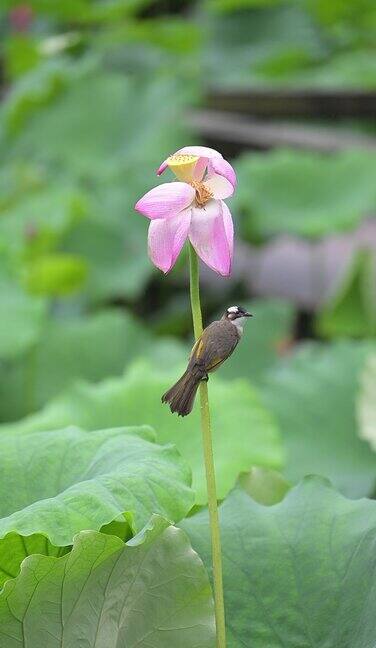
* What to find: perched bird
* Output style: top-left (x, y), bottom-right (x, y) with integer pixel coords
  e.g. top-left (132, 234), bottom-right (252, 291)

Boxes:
top-left (162, 305), bottom-right (253, 416)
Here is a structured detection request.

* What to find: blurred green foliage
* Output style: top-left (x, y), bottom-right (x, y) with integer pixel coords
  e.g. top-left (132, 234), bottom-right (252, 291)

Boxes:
top-left (0, 275), bottom-right (46, 360)
top-left (358, 354), bottom-right (376, 452)
top-left (0, 361), bottom-right (284, 504)
top-left (0, 309), bottom-right (155, 421)
top-left (233, 149), bottom-right (376, 240)
top-left (218, 299), bottom-right (295, 383)
top-left (262, 340), bottom-right (376, 497)
top-left (317, 251), bottom-right (376, 338)
top-left (204, 0), bottom-right (376, 87)
top-left (0, 59), bottom-right (196, 302)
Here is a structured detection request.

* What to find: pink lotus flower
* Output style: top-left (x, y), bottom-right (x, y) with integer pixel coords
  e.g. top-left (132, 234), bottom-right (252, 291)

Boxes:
top-left (135, 146), bottom-right (236, 276)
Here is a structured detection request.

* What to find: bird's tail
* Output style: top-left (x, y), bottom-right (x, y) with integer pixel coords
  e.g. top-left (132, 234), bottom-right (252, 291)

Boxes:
top-left (162, 369), bottom-right (202, 417)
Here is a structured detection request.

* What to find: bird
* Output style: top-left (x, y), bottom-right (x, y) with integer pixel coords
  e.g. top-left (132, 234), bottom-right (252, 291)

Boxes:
top-left (162, 305), bottom-right (253, 416)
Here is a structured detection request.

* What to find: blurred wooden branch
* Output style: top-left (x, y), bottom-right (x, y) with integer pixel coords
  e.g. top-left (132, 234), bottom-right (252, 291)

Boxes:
top-left (207, 87), bottom-right (376, 119)
top-left (187, 109), bottom-right (376, 153)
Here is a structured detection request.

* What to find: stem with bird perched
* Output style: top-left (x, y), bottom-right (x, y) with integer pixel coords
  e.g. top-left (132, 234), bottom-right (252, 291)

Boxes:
top-left (188, 242), bottom-right (226, 648)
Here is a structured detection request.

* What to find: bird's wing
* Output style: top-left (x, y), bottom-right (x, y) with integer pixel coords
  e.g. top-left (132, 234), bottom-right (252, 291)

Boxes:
top-left (189, 321), bottom-right (239, 372)
top-left (190, 336), bottom-right (205, 360)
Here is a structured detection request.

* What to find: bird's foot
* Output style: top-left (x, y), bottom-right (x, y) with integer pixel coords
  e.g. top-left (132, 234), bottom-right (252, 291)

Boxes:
top-left (201, 373), bottom-right (209, 382)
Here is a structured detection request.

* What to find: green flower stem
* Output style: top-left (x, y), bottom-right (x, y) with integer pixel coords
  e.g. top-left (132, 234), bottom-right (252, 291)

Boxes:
top-left (188, 242), bottom-right (226, 648)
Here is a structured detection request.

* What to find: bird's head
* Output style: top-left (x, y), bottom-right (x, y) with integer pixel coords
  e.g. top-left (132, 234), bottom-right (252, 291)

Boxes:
top-left (223, 305), bottom-right (253, 331)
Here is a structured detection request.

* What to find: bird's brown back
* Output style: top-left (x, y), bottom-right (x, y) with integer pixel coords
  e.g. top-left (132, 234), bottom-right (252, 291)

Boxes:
top-left (188, 319), bottom-right (240, 374)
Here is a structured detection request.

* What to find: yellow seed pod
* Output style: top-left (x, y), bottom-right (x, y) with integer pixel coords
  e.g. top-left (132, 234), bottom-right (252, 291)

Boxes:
top-left (167, 154), bottom-right (199, 182)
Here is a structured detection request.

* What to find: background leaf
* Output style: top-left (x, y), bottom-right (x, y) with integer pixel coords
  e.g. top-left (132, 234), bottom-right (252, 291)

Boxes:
top-left (0, 277), bottom-right (46, 360)
top-left (262, 340), bottom-right (376, 497)
top-left (181, 476), bottom-right (376, 647)
top-left (316, 250), bottom-right (376, 338)
top-left (0, 299), bottom-right (293, 422)
top-left (202, 2), bottom-right (376, 87)
top-left (0, 516), bottom-right (215, 648)
top-left (233, 149), bottom-right (376, 241)
top-left (238, 467), bottom-right (290, 504)
top-left (0, 363), bottom-right (284, 504)
top-left (357, 353), bottom-right (376, 453)
top-left (23, 253), bottom-right (88, 296)
top-left (1, 63), bottom-right (196, 302)
top-left (218, 298), bottom-right (295, 383)
top-left (0, 310), bottom-right (154, 421)
top-left (202, 5), bottom-right (324, 88)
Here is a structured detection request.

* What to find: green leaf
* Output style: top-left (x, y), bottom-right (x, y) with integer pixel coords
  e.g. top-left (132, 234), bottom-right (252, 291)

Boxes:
top-left (112, 17), bottom-right (201, 55)
top-left (233, 149), bottom-right (376, 241)
top-left (146, 337), bottom-right (188, 368)
top-left (32, 310), bottom-right (153, 405)
top-left (1, 0), bottom-right (151, 24)
top-left (316, 251), bottom-right (376, 338)
top-left (0, 277), bottom-right (46, 360)
top-left (0, 180), bottom-right (89, 255)
top-left (9, 69), bottom-right (193, 182)
top-left (63, 210), bottom-right (152, 302)
top-left (306, 0), bottom-right (376, 49)
top-left (262, 340), bottom-right (376, 497)
top-left (181, 476), bottom-right (376, 648)
top-left (0, 425), bottom-right (193, 548)
top-left (0, 517), bottom-right (215, 648)
top-left (1, 363), bottom-right (284, 504)
top-left (0, 533), bottom-right (69, 588)
top-left (203, 3), bottom-right (375, 87)
top-left (0, 312), bottom-right (183, 423)
top-left (1, 57), bottom-right (88, 136)
top-left (238, 467), bottom-right (290, 505)
top-left (294, 49), bottom-right (376, 88)
top-left (4, 35), bottom-right (41, 80)
top-left (2, 65), bottom-right (195, 301)
top-left (0, 515), bottom-right (135, 589)
top-left (23, 253), bottom-right (88, 296)
top-left (202, 5), bottom-right (323, 89)
top-left (219, 299), bottom-right (295, 383)
top-left (357, 353), bottom-right (376, 453)
top-left (209, 0), bottom-right (285, 9)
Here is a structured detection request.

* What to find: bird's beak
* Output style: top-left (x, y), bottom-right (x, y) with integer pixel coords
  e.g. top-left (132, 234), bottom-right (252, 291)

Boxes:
top-left (244, 312), bottom-right (253, 317)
